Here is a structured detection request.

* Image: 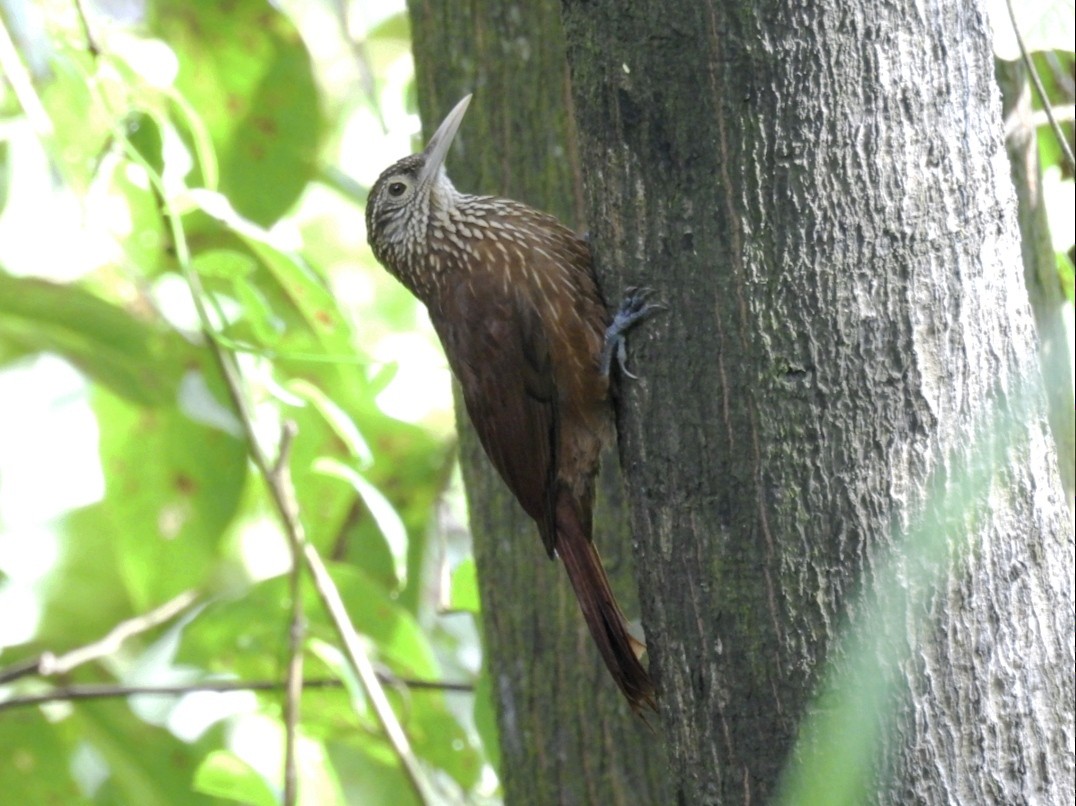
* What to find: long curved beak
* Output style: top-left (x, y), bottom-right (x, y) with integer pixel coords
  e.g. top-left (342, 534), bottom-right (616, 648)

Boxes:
top-left (418, 94), bottom-right (472, 185)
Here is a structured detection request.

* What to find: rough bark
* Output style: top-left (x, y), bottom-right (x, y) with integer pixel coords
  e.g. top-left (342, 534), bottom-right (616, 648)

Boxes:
top-left (406, 2), bottom-right (671, 803)
top-left (560, 0), bottom-right (1074, 804)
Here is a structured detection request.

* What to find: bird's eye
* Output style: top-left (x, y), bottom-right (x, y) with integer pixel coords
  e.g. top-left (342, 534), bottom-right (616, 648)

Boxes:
top-left (388, 181), bottom-right (407, 197)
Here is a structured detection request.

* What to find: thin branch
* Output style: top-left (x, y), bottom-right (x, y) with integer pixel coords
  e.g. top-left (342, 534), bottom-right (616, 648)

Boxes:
top-left (331, 0), bottom-right (387, 133)
top-left (8, 30), bottom-right (448, 801)
top-left (297, 543), bottom-right (442, 794)
top-left (0, 592), bottom-right (198, 685)
top-left (0, 676), bottom-right (475, 714)
top-left (132, 145), bottom-right (443, 805)
top-left (73, 0), bottom-right (101, 57)
top-left (1005, 0), bottom-right (1076, 174)
top-left (276, 423), bottom-right (304, 806)
top-left (0, 657), bottom-right (41, 686)
top-left (0, 15), bottom-right (54, 137)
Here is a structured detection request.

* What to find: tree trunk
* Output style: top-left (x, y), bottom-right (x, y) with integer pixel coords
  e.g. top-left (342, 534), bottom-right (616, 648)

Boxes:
top-left (560, 0), bottom-right (1074, 804)
top-left (406, 2), bottom-right (672, 803)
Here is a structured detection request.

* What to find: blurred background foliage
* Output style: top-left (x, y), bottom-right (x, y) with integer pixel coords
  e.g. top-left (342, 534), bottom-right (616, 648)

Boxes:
top-left (0, 0), bottom-right (1072, 805)
top-left (0, 0), bottom-right (494, 803)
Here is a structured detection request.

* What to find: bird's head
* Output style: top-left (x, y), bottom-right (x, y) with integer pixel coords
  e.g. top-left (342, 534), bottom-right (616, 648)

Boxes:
top-left (365, 94), bottom-right (472, 265)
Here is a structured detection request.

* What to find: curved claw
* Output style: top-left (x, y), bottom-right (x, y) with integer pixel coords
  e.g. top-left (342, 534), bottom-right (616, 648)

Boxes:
top-left (600, 287), bottom-right (667, 378)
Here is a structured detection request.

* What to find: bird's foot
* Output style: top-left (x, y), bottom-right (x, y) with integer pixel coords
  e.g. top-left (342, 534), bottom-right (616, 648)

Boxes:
top-left (600, 287), bottom-right (666, 379)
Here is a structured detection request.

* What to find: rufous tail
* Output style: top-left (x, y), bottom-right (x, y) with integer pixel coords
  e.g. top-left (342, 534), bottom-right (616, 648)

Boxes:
top-left (555, 496), bottom-right (657, 713)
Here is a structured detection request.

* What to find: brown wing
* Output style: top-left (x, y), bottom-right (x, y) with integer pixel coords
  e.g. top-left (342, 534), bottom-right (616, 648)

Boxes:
top-left (429, 285), bottom-right (560, 556)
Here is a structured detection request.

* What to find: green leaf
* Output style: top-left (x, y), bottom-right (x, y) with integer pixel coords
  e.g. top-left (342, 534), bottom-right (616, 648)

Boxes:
top-left (150, 0), bottom-right (322, 225)
top-left (0, 710), bottom-right (83, 804)
top-left (327, 563), bottom-right (438, 676)
top-left (37, 49), bottom-right (114, 192)
top-left (126, 111), bottom-right (166, 178)
top-left (328, 739), bottom-right (422, 806)
top-left (314, 457), bottom-right (409, 588)
top-left (185, 193), bottom-right (358, 362)
top-left (405, 700), bottom-right (482, 792)
top-left (0, 272), bottom-right (247, 628)
top-left (0, 274), bottom-right (178, 406)
top-left (283, 400), bottom-right (367, 557)
top-left (174, 580), bottom-right (292, 681)
top-left (193, 750), bottom-right (278, 806)
top-left (1056, 252), bottom-right (1074, 303)
top-left (366, 11), bottom-right (412, 46)
top-left (0, 140), bottom-right (10, 218)
top-left (362, 11), bottom-right (415, 100)
top-left (74, 701), bottom-right (215, 805)
top-left (36, 503), bottom-right (137, 646)
top-left (68, 382), bottom-right (246, 611)
top-left (288, 379), bottom-right (375, 468)
top-left (172, 202), bottom-right (396, 561)
top-left (448, 558), bottom-right (481, 613)
top-left (178, 564), bottom-right (438, 681)
top-left (107, 154), bottom-right (168, 278)
top-left (308, 641), bottom-right (481, 793)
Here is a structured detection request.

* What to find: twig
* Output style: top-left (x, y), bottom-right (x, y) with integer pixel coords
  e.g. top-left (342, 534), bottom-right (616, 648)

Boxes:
top-left (0, 15), bottom-right (53, 137)
top-left (331, 0), bottom-right (387, 133)
top-left (14, 41), bottom-right (450, 802)
top-left (142, 153), bottom-right (442, 805)
top-left (0, 592), bottom-right (198, 685)
top-left (275, 423), bottom-right (304, 806)
top-left (73, 0), bottom-right (101, 57)
top-left (1005, 0), bottom-right (1076, 174)
top-left (299, 543), bottom-right (442, 792)
top-left (0, 676), bottom-right (474, 714)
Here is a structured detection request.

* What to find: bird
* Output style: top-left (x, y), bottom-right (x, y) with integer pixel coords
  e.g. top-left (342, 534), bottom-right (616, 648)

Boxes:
top-left (365, 94), bottom-right (660, 712)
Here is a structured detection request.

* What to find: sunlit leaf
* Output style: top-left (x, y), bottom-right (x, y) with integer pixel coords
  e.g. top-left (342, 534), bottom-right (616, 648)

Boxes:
top-left (363, 11), bottom-right (414, 88)
top-left (448, 557), bottom-right (480, 613)
top-left (149, 0), bottom-right (322, 225)
top-left (308, 640), bottom-right (481, 793)
top-left (193, 750), bottom-right (277, 806)
top-left (314, 457), bottom-right (408, 588)
top-left (288, 378), bottom-right (375, 468)
top-left (0, 710), bottom-right (83, 803)
top-left (125, 111), bottom-right (166, 178)
top-left (0, 274), bottom-right (177, 405)
top-left (328, 737), bottom-right (422, 806)
top-left (405, 698), bottom-right (482, 791)
top-left (185, 191), bottom-right (357, 360)
top-left (86, 382), bottom-right (246, 609)
top-left (0, 3), bottom-right (475, 804)
top-left (74, 701), bottom-right (215, 805)
top-left (0, 140), bottom-right (10, 217)
top-left (173, 580), bottom-right (293, 681)
top-left (367, 11), bottom-right (412, 46)
top-left (106, 155), bottom-right (168, 277)
top-left (37, 503), bottom-right (138, 645)
top-left (178, 564), bottom-right (437, 680)
top-left (37, 49), bottom-right (114, 191)
top-left (315, 561), bottom-right (435, 677)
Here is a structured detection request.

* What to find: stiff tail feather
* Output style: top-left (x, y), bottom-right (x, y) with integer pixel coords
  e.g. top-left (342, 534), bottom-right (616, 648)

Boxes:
top-left (555, 497), bottom-right (657, 713)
